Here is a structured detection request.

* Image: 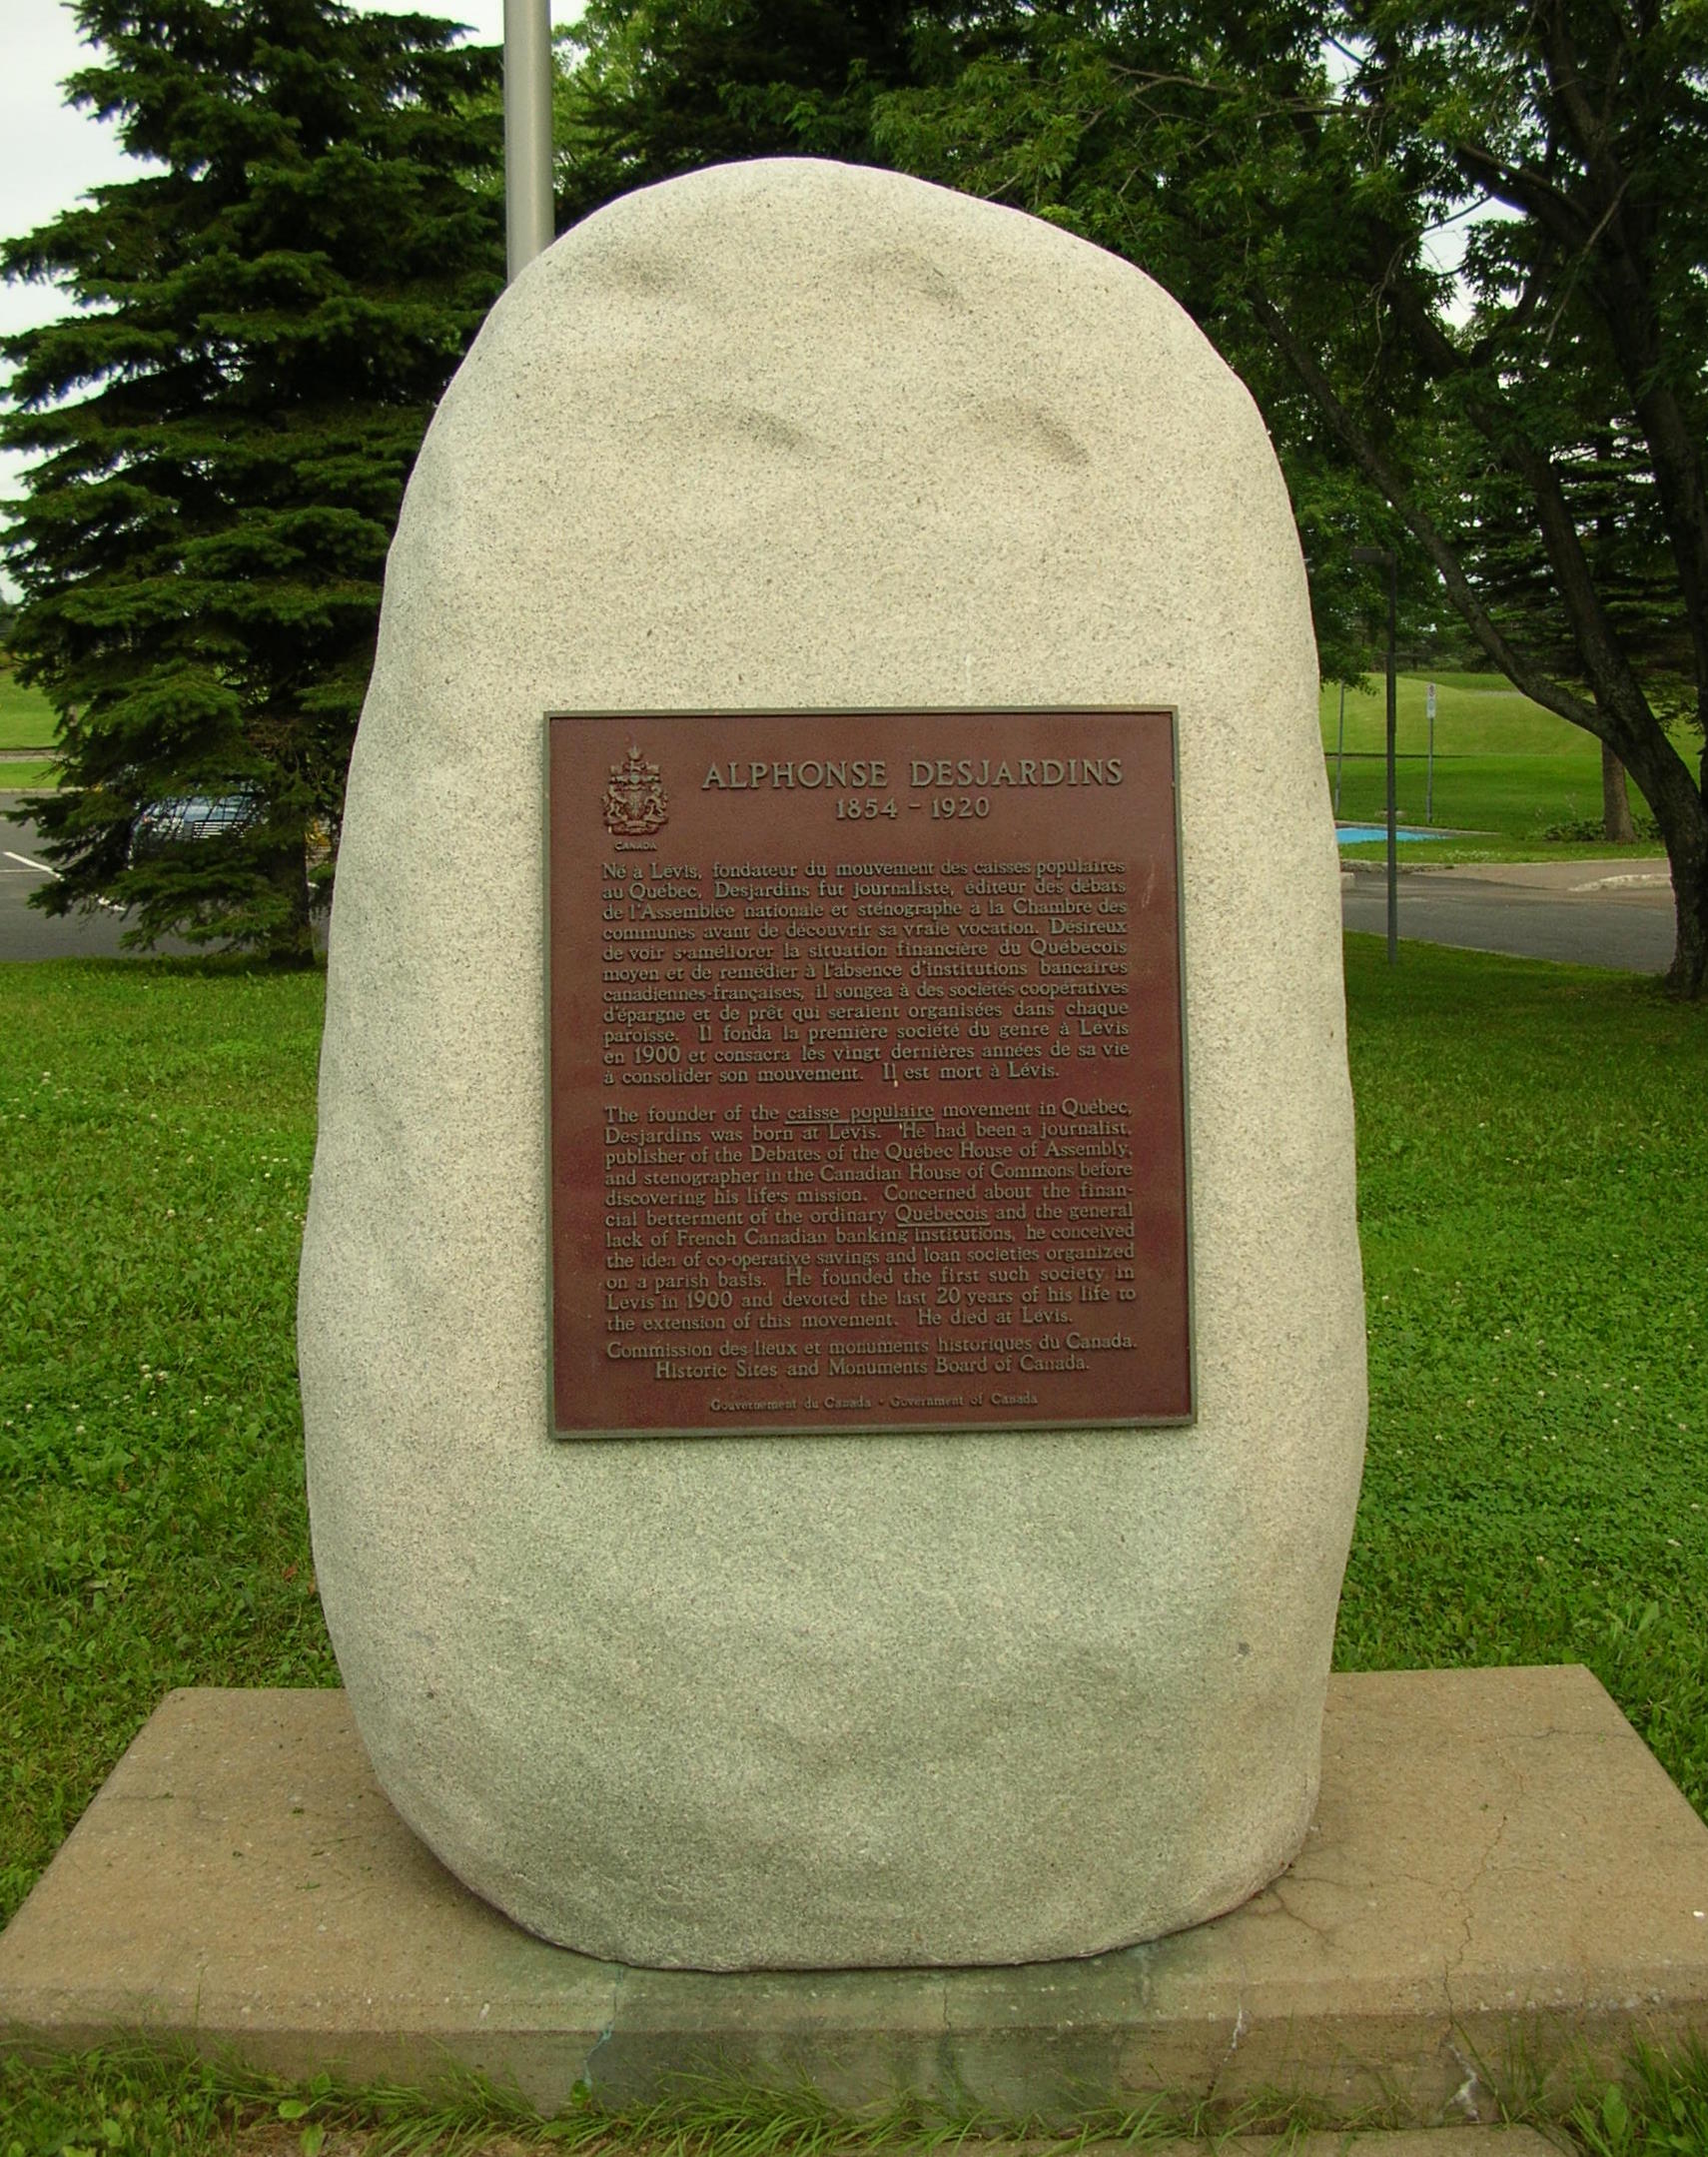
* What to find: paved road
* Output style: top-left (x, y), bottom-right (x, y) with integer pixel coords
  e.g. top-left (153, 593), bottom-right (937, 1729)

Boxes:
top-left (1341, 857), bottom-right (1675, 975)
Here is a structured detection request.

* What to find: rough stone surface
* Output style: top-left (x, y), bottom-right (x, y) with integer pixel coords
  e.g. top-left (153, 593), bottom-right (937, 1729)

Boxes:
top-left (6, 1670), bottom-right (1708, 2120)
top-left (296, 156), bottom-right (1364, 1968)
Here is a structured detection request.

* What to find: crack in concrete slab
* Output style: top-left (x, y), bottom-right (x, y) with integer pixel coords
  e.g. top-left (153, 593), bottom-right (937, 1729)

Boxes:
top-left (1445, 1779), bottom-right (1522, 1991)
top-left (1438, 1781), bottom-right (1523, 2129)
top-left (1267, 1881), bottom-right (1340, 1949)
top-left (1444, 2054), bottom-right (1483, 2122)
top-left (1198, 2001), bottom-right (1251, 2109)
top-left (581, 1962), bottom-right (625, 2089)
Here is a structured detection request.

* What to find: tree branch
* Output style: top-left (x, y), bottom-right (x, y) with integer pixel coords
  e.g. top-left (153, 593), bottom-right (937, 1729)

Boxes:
top-left (1448, 137), bottom-right (1591, 251)
top-left (1244, 283), bottom-right (1606, 736)
top-left (1371, 268), bottom-right (1677, 756)
top-left (1530, 3), bottom-right (1708, 731)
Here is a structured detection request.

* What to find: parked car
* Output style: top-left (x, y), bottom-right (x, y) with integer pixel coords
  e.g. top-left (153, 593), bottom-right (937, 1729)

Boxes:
top-left (128, 792), bottom-right (258, 861)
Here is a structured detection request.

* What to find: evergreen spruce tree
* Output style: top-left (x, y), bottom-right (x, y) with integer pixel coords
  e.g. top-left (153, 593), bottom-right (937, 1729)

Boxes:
top-left (2, 0), bottom-right (503, 960)
top-left (550, 0), bottom-right (961, 228)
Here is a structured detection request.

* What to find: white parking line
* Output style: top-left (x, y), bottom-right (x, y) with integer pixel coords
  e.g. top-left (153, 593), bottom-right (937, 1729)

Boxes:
top-left (3, 847), bottom-right (126, 914)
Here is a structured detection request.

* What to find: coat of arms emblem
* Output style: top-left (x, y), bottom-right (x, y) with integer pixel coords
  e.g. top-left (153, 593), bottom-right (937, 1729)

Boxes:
top-left (601, 743), bottom-right (668, 835)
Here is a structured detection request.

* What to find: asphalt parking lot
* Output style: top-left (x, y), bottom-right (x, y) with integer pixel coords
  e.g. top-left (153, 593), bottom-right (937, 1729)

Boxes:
top-left (0, 801), bottom-right (197, 960)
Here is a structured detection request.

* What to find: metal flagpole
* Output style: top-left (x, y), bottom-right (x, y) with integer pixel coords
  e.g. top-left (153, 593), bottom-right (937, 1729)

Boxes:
top-left (1382, 558), bottom-right (1398, 963)
top-left (504, 0), bottom-right (554, 283)
top-left (1352, 545), bottom-right (1399, 965)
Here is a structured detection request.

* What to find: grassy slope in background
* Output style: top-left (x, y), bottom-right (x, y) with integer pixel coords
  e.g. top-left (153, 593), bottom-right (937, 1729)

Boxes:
top-left (1320, 669), bottom-right (1677, 859)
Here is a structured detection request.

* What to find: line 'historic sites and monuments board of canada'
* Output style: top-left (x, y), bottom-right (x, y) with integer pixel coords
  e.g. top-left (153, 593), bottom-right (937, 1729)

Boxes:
top-left (549, 709), bottom-right (1192, 1439)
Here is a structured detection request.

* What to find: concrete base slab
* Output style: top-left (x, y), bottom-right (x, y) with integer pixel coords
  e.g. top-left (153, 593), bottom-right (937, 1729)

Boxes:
top-left (3, 1666), bottom-right (1707, 2123)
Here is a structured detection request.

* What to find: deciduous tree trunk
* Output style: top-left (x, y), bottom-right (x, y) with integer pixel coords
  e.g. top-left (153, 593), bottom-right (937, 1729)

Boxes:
top-left (1602, 744), bottom-right (1637, 842)
top-left (1668, 851), bottom-right (1708, 1000)
top-left (1624, 739), bottom-right (1708, 998)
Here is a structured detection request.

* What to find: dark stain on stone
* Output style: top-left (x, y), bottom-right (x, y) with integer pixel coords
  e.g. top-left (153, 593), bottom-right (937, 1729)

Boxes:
top-left (851, 246), bottom-right (965, 311)
top-left (969, 396), bottom-right (1092, 468)
top-left (698, 400), bottom-right (818, 459)
top-left (583, 246), bottom-right (692, 301)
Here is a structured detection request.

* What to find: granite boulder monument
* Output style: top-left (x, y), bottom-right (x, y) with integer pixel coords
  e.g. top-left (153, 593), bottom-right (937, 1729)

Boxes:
top-left (297, 156), bottom-right (1366, 1971)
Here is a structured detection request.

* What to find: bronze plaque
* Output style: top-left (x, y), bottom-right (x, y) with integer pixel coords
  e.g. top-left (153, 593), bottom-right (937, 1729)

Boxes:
top-left (548, 710), bottom-right (1192, 1439)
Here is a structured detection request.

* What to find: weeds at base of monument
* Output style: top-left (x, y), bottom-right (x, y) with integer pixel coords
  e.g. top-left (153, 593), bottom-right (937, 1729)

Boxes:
top-left (16, 2042), bottom-right (1708, 2156)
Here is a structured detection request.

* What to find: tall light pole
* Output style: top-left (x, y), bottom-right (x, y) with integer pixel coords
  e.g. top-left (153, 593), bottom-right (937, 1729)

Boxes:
top-left (504, 0), bottom-right (554, 284)
top-left (1351, 544), bottom-right (1398, 966)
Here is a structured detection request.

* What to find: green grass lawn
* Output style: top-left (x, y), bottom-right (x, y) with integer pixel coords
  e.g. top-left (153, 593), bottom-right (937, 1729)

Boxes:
top-left (1, 948), bottom-right (1706, 2149)
top-left (0, 667), bottom-right (56, 753)
top-left (1321, 670), bottom-right (1675, 861)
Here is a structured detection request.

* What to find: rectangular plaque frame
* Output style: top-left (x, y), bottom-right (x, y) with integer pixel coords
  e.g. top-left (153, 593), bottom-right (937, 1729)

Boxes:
top-left (546, 708), bottom-right (1194, 1441)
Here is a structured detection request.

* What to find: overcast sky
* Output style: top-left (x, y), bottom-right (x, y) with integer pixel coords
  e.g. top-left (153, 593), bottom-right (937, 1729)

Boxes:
top-left (0, 0), bottom-right (520, 534)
